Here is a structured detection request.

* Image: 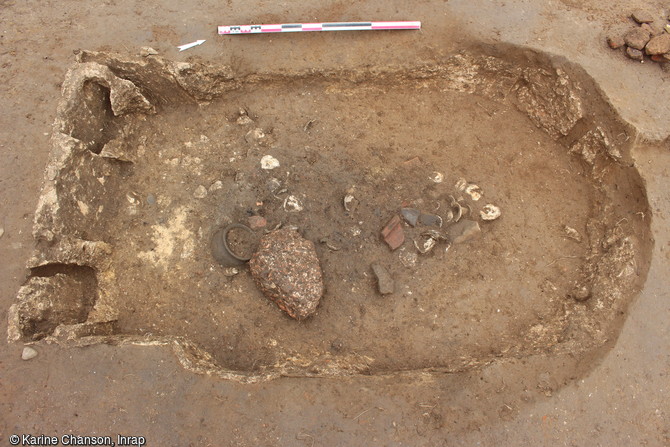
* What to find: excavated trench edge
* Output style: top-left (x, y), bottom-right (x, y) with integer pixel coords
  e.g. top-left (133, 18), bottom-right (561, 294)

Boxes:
top-left (8, 43), bottom-right (653, 382)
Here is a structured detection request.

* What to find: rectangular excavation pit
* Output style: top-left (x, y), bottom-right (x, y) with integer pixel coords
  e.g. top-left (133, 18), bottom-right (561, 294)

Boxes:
top-left (9, 49), bottom-right (652, 380)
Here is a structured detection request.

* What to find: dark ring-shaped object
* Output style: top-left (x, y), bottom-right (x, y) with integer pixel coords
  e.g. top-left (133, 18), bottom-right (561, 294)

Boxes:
top-left (211, 223), bottom-right (254, 267)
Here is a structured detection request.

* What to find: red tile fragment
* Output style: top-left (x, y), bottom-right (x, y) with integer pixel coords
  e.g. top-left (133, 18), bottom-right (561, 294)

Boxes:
top-left (381, 215), bottom-right (405, 250)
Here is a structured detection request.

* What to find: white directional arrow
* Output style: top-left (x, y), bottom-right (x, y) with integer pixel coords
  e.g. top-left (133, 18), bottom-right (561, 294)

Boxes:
top-left (177, 39), bottom-right (206, 52)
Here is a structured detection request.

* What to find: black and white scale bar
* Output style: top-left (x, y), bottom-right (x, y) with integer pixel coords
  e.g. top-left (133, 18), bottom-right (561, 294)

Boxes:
top-left (218, 21), bottom-right (421, 34)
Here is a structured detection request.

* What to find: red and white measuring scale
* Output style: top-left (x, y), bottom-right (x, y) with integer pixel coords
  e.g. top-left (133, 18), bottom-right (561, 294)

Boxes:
top-left (218, 21), bottom-right (421, 35)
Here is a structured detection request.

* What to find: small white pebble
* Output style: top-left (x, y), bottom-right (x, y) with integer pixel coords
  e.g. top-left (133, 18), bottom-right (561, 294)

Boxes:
top-left (22, 346), bottom-right (37, 360)
top-left (261, 155), bottom-right (280, 170)
top-left (193, 185), bottom-right (208, 199)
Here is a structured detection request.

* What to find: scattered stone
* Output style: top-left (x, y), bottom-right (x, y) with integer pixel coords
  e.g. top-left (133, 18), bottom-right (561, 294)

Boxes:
top-left (21, 346), bottom-right (37, 360)
top-left (100, 138), bottom-right (135, 162)
top-left (248, 215), bottom-right (267, 229)
top-left (371, 263), bottom-right (394, 295)
top-left (266, 177), bottom-right (281, 192)
top-left (319, 236), bottom-right (341, 251)
top-left (236, 115), bottom-right (254, 125)
top-left (381, 215), bottom-right (405, 250)
top-left (398, 247), bottom-right (418, 268)
top-left (418, 213), bottom-right (443, 227)
top-left (209, 180), bottom-right (223, 192)
top-left (283, 195), bottom-right (303, 212)
top-left (0, 227), bottom-right (4, 238)
top-left (260, 155), bottom-right (280, 170)
top-left (146, 194), bottom-right (156, 205)
top-left (640, 22), bottom-right (663, 37)
top-left (564, 225), bottom-right (582, 242)
top-left (245, 128), bottom-right (266, 143)
top-left (249, 229), bottom-right (324, 320)
top-left (139, 46), bottom-right (159, 57)
top-left (624, 27), bottom-right (652, 50)
top-left (626, 46), bottom-right (645, 61)
top-left (193, 185), bottom-right (208, 199)
top-left (447, 219), bottom-right (481, 244)
top-left (429, 172), bottom-right (444, 183)
top-left (480, 204), bottom-right (502, 221)
top-left (645, 33), bottom-right (670, 55)
top-left (571, 283), bottom-right (592, 302)
top-left (400, 208), bottom-right (420, 226)
top-left (631, 9), bottom-right (655, 24)
top-left (606, 34), bottom-right (626, 49)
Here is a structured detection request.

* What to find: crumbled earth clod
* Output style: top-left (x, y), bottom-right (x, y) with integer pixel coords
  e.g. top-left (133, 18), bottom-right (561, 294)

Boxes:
top-left (249, 229), bottom-right (324, 320)
top-left (447, 219), bottom-right (481, 244)
top-left (371, 263), bottom-right (394, 295)
top-left (626, 47), bottom-right (645, 61)
top-left (607, 35), bottom-right (626, 49)
top-left (401, 208), bottom-right (420, 226)
top-left (608, 10), bottom-right (670, 66)
top-left (640, 22), bottom-right (663, 37)
top-left (645, 34), bottom-right (670, 55)
top-left (21, 346), bottom-right (38, 360)
top-left (624, 28), bottom-right (652, 50)
top-left (381, 215), bottom-right (405, 250)
top-left (631, 9), bottom-right (655, 24)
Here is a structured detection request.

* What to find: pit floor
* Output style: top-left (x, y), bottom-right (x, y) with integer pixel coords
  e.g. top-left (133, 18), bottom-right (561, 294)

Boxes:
top-left (112, 78), bottom-right (595, 373)
top-left (1, 0), bottom-right (670, 445)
